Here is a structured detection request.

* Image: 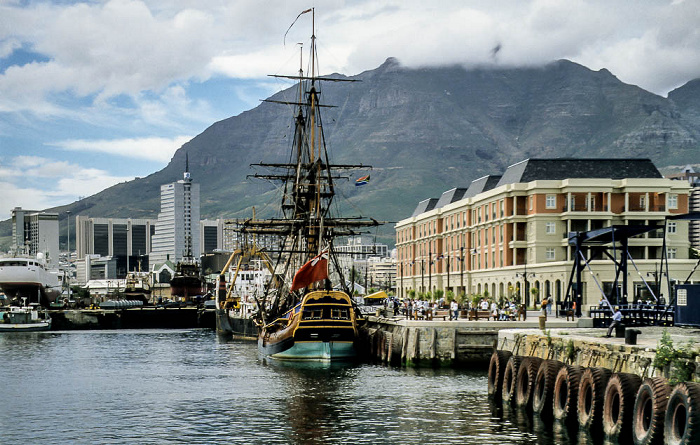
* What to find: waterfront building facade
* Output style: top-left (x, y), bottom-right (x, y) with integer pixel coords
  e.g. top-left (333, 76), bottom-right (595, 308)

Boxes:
top-left (11, 207), bottom-right (59, 267)
top-left (669, 165), bottom-right (700, 250)
top-left (396, 159), bottom-right (695, 309)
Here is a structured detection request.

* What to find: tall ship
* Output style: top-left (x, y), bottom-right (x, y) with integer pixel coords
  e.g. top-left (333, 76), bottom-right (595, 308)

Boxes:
top-left (236, 9), bottom-right (380, 360)
top-left (0, 253), bottom-right (61, 307)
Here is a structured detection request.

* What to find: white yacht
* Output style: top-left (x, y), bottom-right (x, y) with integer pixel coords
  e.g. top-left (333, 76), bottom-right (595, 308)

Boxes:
top-left (0, 253), bottom-right (61, 306)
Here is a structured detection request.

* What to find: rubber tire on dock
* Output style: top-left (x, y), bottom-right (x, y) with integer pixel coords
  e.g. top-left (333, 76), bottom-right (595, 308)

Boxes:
top-left (602, 372), bottom-right (643, 441)
top-left (532, 359), bottom-right (565, 418)
top-left (578, 367), bottom-right (613, 432)
top-left (632, 377), bottom-right (670, 445)
top-left (488, 350), bottom-right (512, 401)
top-left (502, 355), bottom-right (524, 405)
top-left (553, 365), bottom-right (585, 423)
top-left (664, 382), bottom-right (700, 445)
top-left (515, 356), bottom-right (543, 409)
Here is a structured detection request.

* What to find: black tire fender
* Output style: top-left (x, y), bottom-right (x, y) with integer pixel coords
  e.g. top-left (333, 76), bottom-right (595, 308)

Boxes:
top-left (488, 349), bottom-right (512, 400)
top-left (632, 377), bottom-right (670, 445)
top-left (664, 382), bottom-right (700, 445)
top-left (602, 372), bottom-right (643, 441)
top-left (578, 367), bottom-right (613, 431)
top-left (532, 359), bottom-right (565, 417)
top-left (502, 355), bottom-right (524, 405)
top-left (553, 365), bottom-right (585, 423)
top-left (515, 356), bottom-right (543, 409)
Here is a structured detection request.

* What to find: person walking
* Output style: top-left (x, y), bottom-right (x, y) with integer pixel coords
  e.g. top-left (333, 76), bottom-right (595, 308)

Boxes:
top-left (450, 299), bottom-right (459, 321)
top-left (606, 307), bottom-right (623, 338)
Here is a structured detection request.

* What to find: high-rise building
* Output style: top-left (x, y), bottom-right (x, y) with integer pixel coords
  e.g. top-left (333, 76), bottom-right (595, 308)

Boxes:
top-left (74, 216), bottom-right (156, 275)
top-left (150, 158), bottom-right (201, 266)
top-left (11, 207), bottom-right (59, 267)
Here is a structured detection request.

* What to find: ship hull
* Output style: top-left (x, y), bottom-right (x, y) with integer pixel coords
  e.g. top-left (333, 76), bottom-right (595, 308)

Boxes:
top-left (258, 290), bottom-right (358, 361)
top-left (0, 321), bottom-right (51, 332)
top-left (216, 308), bottom-right (258, 339)
top-left (0, 257), bottom-right (61, 306)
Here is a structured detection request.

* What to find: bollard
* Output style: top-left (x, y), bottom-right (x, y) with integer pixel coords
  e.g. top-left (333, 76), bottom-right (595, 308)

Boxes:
top-left (615, 324), bottom-right (626, 338)
top-left (625, 329), bottom-right (641, 345)
top-left (539, 315), bottom-right (546, 330)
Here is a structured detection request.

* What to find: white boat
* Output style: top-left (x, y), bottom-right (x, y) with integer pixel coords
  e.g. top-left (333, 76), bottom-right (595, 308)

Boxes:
top-left (0, 253), bottom-right (61, 306)
top-left (0, 304), bottom-right (52, 332)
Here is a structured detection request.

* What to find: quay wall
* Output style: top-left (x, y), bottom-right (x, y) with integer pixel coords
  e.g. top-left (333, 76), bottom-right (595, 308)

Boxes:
top-left (50, 307), bottom-right (215, 330)
top-left (360, 316), bottom-right (590, 367)
top-left (497, 328), bottom-right (700, 380)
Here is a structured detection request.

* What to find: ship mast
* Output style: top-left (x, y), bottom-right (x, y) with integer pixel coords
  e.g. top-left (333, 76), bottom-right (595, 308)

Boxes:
top-left (237, 8), bottom-right (381, 307)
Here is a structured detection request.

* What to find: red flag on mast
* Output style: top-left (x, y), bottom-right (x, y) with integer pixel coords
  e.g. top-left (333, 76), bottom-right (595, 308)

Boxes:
top-left (291, 249), bottom-right (329, 291)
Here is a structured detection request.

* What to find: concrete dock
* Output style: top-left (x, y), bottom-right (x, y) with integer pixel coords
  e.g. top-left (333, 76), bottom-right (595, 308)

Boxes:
top-left (361, 312), bottom-right (592, 367)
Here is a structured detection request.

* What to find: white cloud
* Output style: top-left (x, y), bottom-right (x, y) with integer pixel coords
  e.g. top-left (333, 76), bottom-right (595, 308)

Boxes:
top-left (49, 135), bottom-right (192, 162)
top-left (0, 156), bottom-right (135, 219)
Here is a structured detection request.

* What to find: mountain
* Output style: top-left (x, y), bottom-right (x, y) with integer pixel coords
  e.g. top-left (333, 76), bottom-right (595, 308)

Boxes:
top-left (3, 58), bottom-right (700, 249)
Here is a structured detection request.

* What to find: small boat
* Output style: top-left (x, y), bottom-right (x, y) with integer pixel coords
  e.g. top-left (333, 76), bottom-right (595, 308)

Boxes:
top-left (0, 304), bottom-right (51, 332)
top-left (237, 9), bottom-right (381, 361)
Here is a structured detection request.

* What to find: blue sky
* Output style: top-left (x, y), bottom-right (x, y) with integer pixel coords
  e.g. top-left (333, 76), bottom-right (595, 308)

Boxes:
top-left (2, 0), bottom-right (700, 220)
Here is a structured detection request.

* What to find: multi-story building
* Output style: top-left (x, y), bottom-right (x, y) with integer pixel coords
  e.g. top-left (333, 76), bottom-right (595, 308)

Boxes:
top-left (396, 158), bottom-right (695, 309)
top-left (668, 165), bottom-right (700, 250)
top-left (150, 165), bottom-right (201, 266)
top-left (335, 235), bottom-right (389, 260)
top-left (200, 219), bottom-right (224, 254)
top-left (11, 207), bottom-right (59, 267)
top-left (75, 216), bottom-right (156, 275)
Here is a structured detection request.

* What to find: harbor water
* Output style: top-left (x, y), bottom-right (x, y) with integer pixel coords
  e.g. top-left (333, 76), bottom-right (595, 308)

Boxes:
top-left (1, 329), bottom-right (608, 444)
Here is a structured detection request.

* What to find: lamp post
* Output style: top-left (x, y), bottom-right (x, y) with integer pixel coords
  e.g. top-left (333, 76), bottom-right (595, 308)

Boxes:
top-left (428, 249), bottom-right (432, 296)
top-left (516, 262), bottom-right (535, 308)
top-left (459, 246), bottom-right (464, 296)
top-left (420, 259), bottom-right (425, 294)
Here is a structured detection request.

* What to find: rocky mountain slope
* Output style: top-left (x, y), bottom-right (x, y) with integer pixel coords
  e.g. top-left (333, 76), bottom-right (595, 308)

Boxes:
top-left (3, 58), bottom-right (700, 249)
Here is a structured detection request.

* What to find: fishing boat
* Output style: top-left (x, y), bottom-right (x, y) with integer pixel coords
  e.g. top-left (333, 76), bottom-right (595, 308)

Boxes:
top-left (237, 9), bottom-right (380, 360)
top-left (0, 253), bottom-right (61, 307)
top-left (0, 304), bottom-right (52, 332)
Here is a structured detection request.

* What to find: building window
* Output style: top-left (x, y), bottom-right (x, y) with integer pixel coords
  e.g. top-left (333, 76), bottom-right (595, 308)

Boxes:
top-left (668, 222), bottom-right (677, 234)
top-left (545, 248), bottom-right (555, 260)
top-left (529, 196), bottom-right (534, 210)
top-left (500, 200), bottom-right (504, 217)
top-left (589, 195), bottom-right (595, 210)
top-left (570, 196), bottom-right (576, 210)
top-left (668, 248), bottom-right (677, 259)
top-left (640, 196), bottom-right (646, 209)
top-left (546, 195), bottom-right (556, 209)
top-left (545, 222), bottom-right (556, 234)
top-left (669, 194), bottom-right (678, 209)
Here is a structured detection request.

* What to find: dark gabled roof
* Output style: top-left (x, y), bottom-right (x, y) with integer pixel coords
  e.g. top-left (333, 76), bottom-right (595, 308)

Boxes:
top-left (435, 188), bottom-right (469, 209)
top-left (465, 175), bottom-right (502, 198)
top-left (412, 198), bottom-right (439, 217)
top-left (496, 158), bottom-right (662, 187)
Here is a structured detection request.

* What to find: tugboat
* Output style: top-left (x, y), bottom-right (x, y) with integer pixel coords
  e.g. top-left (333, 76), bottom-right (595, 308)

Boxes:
top-left (0, 299), bottom-right (51, 332)
top-left (237, 9), bottom-right (380, 360)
